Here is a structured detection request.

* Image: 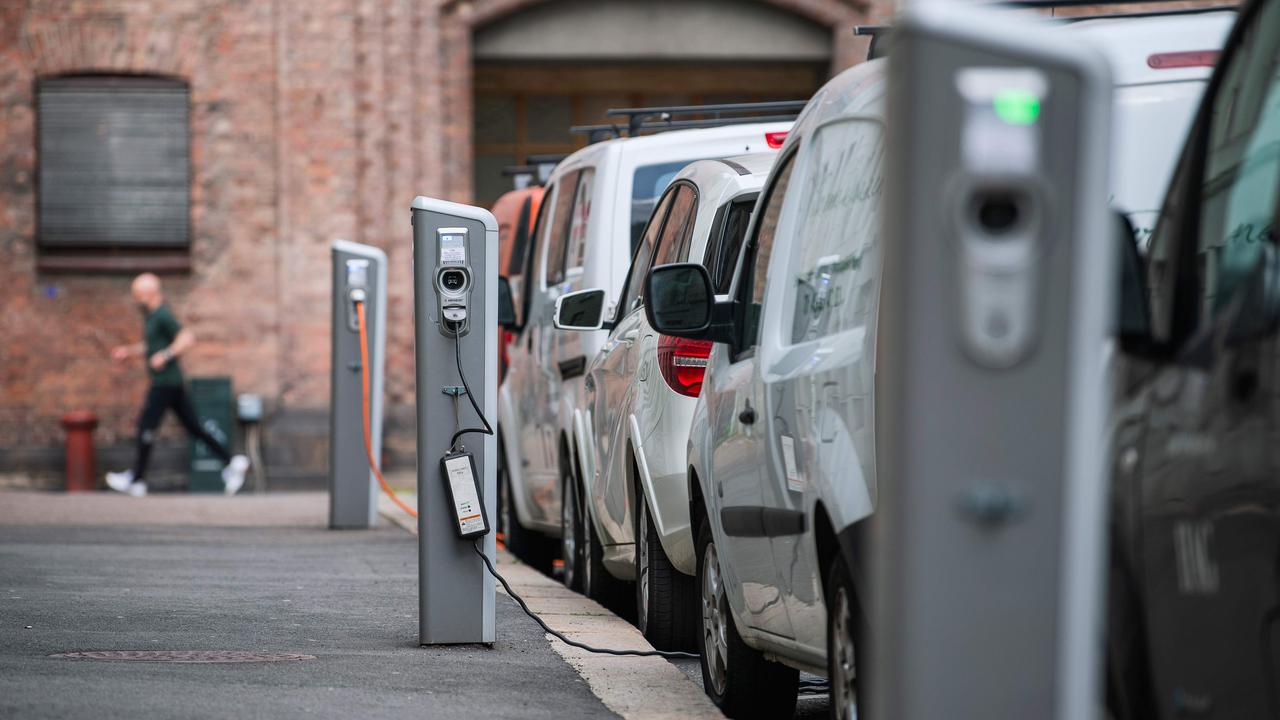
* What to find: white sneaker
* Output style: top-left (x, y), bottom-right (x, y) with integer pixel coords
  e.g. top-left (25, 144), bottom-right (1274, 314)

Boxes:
top-left (222, 455), bottom-right (250, 496)
top-left (127, 481), bottom-right (148, 497)
top-left (105, 470), bottom-right (135, 494)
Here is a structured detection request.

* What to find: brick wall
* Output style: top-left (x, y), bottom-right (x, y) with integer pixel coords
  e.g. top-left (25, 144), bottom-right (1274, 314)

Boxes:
top-left (0, 0), bottom-right (921, 488)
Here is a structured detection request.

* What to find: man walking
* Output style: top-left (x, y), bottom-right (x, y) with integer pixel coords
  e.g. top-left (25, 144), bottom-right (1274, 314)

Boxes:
top-left (105, 273), bottom-right (249, 497)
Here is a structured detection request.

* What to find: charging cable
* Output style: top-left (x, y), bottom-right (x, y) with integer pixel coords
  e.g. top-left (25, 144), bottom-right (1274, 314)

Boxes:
top-left (448, 331), bottom-right (493, 452)
top-left (363, 307), bottom-right (695, 660)
top-left (471, 540), bottom-right (698, 659)
top-left (355, 300), bottom-right (418, 518)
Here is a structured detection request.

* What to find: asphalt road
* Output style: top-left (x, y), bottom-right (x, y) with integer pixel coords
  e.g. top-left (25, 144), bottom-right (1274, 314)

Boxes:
top-left (0, 522), bottom-right (616, 719)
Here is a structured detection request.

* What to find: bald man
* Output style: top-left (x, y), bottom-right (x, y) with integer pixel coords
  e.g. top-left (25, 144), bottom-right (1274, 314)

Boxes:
top-left (105, 273), bottom-right (249, 497)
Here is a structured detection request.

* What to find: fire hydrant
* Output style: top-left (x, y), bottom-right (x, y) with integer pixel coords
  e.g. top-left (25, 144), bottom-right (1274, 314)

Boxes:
top-left (60, 410), bottom-right (99, 493)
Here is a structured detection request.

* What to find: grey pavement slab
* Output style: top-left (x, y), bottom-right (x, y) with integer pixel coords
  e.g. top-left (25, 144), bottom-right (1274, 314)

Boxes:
top-left (0, 519), bottom-right (617, 719)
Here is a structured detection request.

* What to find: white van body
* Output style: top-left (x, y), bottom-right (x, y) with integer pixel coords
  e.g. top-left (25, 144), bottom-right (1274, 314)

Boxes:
top-left (557, 155), bottom-right (774, 646)
top-left (1068, 10), bottom-right (1236, 246)
top-left (498, 123), bottom-right (791, 556)
top-left (681, 9), bottom-right (1236, 715)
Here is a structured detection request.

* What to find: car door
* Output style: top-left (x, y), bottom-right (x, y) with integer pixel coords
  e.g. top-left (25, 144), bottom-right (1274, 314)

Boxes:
top-left (710, 152), bottom-right (798, 638)
top-left (1113, 6), bottom-right (1280, 717)
top-left (521, 173), bottom-right (579, 518)
top-left (589, 186), bottom-right (681, 544)
top-left (760, 118), bottom-right (887, 653)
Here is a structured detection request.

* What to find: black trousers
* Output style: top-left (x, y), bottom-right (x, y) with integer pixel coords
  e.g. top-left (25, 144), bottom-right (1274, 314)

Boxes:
top-left (133, 384), bottom-right (232, 481)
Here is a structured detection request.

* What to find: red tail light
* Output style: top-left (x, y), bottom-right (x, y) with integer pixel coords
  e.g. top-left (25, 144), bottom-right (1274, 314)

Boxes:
top-left (657, 336), bottom-right (713, 398)
top-left (765, 131), bottom-right (788, 149)
top-left (1147, 51), bottom-right (1219, 70)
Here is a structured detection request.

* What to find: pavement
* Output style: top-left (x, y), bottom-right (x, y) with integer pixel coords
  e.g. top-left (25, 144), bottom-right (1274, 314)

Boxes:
top-left (0, 491), bottom-right (611, 719)
top-left (0, 490), bottom-right (737, 719)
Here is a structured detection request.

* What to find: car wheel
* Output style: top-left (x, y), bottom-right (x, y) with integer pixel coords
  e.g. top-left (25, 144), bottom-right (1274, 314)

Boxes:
top-left (696, 518), bottom-right (798, 719)
top-left (582, 498), bottom-right (628, 608)
top-left (560, 465), bottom-right (585, 592)
top-left (635, 481), bottom-right (697, 651)
top-left (500, 436), bottom-right (555, 573)
top-left (826, 554), bottom-right (864, 720)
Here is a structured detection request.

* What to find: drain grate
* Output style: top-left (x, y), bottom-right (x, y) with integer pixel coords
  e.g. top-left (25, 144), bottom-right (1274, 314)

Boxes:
top-left (49, 650), bottom-right (316, 664)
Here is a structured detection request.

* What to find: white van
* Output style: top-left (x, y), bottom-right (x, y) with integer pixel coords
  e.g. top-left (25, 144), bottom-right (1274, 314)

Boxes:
top-left (641, 9), bottom-right (1236, 718)
top-left (497, 113), bottom-right (794, 571)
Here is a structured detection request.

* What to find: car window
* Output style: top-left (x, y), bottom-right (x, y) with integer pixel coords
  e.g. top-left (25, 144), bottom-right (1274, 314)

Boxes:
top-left (507, 195), bottom-right (534, 277)
top-left (787, 119), bottom-right (886, 344)
top-left (1194, 5), bottom-right (1280, 321)
top-left (739, 152), bottom-right (798, 353)
top-left (631, 160), bottom-right (696, 253)
top-left (565, 169), bottom-right (595, 273)
top-left (1148, 1), bottom-right (1280, 341)
top-left (705, 196), bottom-right (756, 294)
top-left (654, 183), bottom-right (697, 268)
top-left (619, 187), bottom-right (678, 318)
top-left (519, 183), bottom-right (555, 327)
top-left (544, 170), bottom-right (580, 287)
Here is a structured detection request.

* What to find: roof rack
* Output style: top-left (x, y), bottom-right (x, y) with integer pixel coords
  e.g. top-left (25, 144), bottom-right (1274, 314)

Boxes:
top-left (500, 154), bottom-right (566, 187)
top-left (568, 100), bottom-right (806, 142)
top-left (855, 25), bottom-right (892, 61)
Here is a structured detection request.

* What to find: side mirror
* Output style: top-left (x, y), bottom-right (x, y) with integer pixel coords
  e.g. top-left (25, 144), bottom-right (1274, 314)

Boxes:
top-left (1115, 212), bottom-right (1160, 359)
top-left (645, 263), bottom-right (736, 343)
top-left (498, 276), bottom-right (517, 329)
top-left (554, 288), bottom-right (608, 331)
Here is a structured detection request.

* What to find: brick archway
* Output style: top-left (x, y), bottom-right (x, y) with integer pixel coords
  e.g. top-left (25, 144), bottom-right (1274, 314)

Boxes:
top-left (430, 0), bottom-right (882, 203)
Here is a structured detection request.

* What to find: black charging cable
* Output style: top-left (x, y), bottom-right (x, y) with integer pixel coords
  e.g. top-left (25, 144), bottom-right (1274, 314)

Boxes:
top-left (449, 331), bottom-right (494, 452)
top-left (471, 540), bottom-right (698, 659)
top-left (446, 324), bottom-right (696, 660)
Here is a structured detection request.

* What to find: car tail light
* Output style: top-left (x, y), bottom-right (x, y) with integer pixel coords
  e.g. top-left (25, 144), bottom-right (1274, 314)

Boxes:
top-left (657, 336), bottom-right (713, 397)
top-left (1147, 51), bottom-right (1219, 70)
top-left (765, 131), bottom-right (788, 149)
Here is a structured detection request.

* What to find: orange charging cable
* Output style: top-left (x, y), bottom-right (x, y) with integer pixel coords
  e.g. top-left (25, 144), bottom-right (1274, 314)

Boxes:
top-left (355, 300), bottom-right (418, 518)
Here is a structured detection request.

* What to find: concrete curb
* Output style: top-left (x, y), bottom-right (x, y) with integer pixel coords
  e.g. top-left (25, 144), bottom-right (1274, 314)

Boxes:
top-left (378, 494), bottom-right (724, 720)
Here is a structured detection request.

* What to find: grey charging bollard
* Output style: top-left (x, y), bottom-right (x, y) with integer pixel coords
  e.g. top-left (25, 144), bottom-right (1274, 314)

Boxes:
top-left (411, 197), bottom-right (497, 645)
top-left (329, 239), bottom-right (387, 530)
top-left (874, 5), bottom-right (1114, 720)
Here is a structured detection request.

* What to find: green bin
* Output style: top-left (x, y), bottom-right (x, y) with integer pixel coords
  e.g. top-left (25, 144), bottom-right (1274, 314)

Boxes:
top-left (188, 376), bottom-right (234, 493)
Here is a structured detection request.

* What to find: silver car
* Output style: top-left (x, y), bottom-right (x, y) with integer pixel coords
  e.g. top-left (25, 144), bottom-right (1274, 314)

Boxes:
top-left (552, 155), bottom-right (776, 649)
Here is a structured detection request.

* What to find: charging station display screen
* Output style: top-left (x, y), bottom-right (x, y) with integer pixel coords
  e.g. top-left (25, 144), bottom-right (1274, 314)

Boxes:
top-left (439, 232), bottom-right (467, 265)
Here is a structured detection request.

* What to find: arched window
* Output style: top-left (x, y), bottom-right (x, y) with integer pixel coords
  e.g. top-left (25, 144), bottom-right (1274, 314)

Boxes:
top-left (37, 75), bottom-right (190, 271)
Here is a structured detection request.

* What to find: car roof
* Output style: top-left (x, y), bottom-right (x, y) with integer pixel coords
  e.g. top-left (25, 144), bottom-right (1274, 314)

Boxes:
top-left (547, 121), bottom-right (793, 181)
top-left (673, 153), bottom-right (775, 200)
top-left (1064, 10), bottom-right (1236, 86)
top-left (779, 58), bottom-right (888, 156)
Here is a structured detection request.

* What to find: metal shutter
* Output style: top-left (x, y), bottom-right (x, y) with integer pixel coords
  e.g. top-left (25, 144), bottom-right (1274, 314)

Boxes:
top-left (38, 76), bottom-right (190, 249)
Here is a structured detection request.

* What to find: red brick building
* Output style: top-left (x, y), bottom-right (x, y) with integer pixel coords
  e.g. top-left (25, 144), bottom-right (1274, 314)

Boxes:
top-left (0, 0), bottom-right (890, 487)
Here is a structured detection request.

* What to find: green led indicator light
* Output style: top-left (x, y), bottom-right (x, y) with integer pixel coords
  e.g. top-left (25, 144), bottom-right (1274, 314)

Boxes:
top-left (993, 89), bottom-right (1041, 125)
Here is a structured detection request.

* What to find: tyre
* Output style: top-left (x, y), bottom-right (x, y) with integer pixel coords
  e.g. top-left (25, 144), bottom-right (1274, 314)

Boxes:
top-left (696, 518), bottom-right (798, 719)
top-left (499, 436), bottom-right (555, 573)
top-left (582, 496), bottom-right (629, 609)
top-left (560, 463), bottom-right (585, 592)
top-left (635, 479), bottom-right (697, 651)
top-left (825, 553), bottom-right (865, 720)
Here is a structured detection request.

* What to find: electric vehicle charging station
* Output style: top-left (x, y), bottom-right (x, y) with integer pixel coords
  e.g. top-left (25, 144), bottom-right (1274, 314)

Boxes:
top-left (411, 196), bottom-right (497, 645)
top-left (874, 5), bottom-right (1114, 719)
top-left (329, 239), bottom-right (386, 530)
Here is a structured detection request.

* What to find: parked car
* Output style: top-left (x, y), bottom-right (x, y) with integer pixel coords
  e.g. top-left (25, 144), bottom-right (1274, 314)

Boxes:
top-left (637, 7), bottom-right (1239, 716)
top-left (645, 58), bottom-right (890, 719)
top-left (490, 185), bottom-right (545, 383)
top-left (1066, 8), bottom-right (1236, 249)
top-left (1105, 0), bottom-right (1280, 716)
top-left (497, 110), bottom-right (795, 571)
top-left (550, 154), bottom-right (777, 648)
